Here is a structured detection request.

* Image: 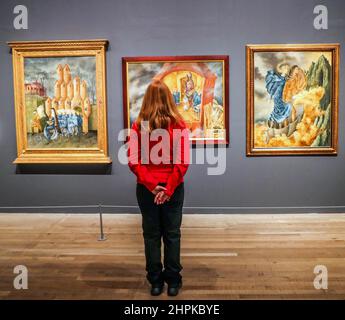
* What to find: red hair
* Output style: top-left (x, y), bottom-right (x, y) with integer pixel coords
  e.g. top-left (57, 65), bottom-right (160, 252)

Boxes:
top-left (136, 79), bottom-right (183, 131)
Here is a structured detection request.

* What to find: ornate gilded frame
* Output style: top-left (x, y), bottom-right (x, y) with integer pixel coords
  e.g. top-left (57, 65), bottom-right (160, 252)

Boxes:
top-left (246, 44), bottom-right (339, 156)
top-left (8, 39), bottom-right (111, 164)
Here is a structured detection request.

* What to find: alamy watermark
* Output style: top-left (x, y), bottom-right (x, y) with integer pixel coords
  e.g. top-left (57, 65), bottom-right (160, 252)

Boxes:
top-left (13, 5), bottom-right (28, 30)
top-left (13, 265), bottom-right (28, 290)
top-left (313, 265), bottom-right (328, 290)
top-left (118, 122), bottom-right (226, 176)
top-left (313, 5), bottom-right (328, 30)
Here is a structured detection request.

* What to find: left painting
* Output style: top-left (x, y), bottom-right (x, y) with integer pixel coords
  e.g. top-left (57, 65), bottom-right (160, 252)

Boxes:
top-left (9, 40), bottom-right (111, 164)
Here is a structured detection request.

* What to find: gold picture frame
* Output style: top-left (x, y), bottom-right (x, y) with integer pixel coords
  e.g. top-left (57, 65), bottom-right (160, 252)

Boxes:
top-left (8, 39), bottom-right (111, 164)
top-left (246, 44), bottom-right (339, 156)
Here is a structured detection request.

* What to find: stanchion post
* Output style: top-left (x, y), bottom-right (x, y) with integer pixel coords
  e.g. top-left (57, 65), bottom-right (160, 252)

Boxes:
top-left (98, 203), bottom-right (107, 241)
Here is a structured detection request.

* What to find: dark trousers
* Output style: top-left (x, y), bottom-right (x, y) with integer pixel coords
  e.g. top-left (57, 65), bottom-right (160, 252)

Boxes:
top-left (136, 182), bottom-right (184, 286)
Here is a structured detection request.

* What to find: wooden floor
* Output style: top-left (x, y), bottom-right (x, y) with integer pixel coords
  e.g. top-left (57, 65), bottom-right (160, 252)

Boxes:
top-left (0, 213), bottom-right (345, 300)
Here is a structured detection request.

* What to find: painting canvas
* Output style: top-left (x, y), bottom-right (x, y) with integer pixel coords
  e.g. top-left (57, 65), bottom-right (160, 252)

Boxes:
top-left (24, 56), bottom-right (98, 148)
top-left (9, 40), bottom-right (111, 164)
top-left (246, 44), bottom-right (339, 156)
top-left (123, 56), bottom-right (229, 144)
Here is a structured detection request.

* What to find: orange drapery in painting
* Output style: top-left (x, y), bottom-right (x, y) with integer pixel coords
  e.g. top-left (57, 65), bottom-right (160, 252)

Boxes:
top-left (153, 62), bottom-right (217, 128)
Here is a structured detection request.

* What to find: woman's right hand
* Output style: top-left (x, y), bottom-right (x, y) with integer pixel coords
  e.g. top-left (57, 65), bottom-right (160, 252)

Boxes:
top-left (151, 185), bottom-right (167, 195)
top-left (154, 191), bottom-right (170, 205)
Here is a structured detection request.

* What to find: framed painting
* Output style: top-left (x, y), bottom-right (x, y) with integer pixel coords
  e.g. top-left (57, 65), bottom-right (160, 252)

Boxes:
top-left (8, 39), bottom-right (111, 164)
top-left (122, 55), bottom-right (229, 145)
top-left (246, 44), bottom-right (339, 156)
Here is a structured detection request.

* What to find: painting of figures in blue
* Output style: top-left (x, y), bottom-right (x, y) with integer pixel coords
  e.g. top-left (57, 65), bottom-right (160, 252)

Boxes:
top-left (24, 56), bottom-right (98, 148)
top-left (253, 50), bottom-right (334, 149)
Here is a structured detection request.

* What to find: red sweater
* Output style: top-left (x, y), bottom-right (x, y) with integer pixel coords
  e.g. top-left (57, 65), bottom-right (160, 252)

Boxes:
top-left (128, 120), bottom-right (190, 197)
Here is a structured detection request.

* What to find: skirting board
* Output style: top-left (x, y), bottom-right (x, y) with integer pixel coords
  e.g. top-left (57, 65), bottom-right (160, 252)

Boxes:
top-left (1, 205), bottom-right (345, 214)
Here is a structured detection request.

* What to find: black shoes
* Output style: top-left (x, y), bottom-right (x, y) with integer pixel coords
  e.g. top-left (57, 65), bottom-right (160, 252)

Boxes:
top-left (150, 284), bottom-right (164, 296)
top-left (148, 272), bottom-right (182, 296)
top-left (150, 282), bottom-right (182, 296)
top-left (167, 282), bottom-right (182, 297)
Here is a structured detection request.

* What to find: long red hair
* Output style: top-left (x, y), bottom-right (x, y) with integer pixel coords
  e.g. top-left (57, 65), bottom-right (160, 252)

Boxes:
top-left (136, 79), bottom-right (183, 131)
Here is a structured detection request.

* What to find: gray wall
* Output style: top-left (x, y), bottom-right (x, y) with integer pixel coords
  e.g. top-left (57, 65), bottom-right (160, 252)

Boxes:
top-left (0, 0), bottom-right (344, 213)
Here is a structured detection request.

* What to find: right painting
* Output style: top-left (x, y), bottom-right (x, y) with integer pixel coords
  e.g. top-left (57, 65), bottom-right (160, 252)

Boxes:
top-left (246, 44), bottom-right (339, 156)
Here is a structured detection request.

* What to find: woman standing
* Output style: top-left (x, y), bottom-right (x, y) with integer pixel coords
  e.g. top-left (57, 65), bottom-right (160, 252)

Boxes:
top-left (128, 80), bottom-right (190, 296)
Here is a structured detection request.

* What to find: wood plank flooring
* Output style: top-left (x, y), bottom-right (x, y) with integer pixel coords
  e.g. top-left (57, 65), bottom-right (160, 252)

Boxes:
top-left (0, 213), bottom-right (344, 299)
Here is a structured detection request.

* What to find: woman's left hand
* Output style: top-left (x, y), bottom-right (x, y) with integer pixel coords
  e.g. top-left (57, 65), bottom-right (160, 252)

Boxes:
top-left (154, 191), bottom-right (170, 205)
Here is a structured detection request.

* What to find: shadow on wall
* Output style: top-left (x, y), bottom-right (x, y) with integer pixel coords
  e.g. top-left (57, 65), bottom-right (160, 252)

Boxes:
top-left (15, 164), bottom-right (112, 175)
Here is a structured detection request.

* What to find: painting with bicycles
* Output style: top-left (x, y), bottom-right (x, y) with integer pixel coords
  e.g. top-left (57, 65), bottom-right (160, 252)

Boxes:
top-left (9, 40), bottom-right (111, 164)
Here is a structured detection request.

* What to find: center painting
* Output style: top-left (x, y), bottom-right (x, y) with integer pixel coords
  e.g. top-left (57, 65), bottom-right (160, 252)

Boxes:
top-left (122, 56), bottom-right (229, 145)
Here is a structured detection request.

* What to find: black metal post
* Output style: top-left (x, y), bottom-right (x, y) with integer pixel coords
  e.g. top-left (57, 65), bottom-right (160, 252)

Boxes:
top-left (98, 203), bottom-right (106, 241)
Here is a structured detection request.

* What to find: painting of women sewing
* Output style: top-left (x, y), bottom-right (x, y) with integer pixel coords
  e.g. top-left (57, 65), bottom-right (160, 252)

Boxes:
top-left (24, 56), bottom-right (98, 149)
top-left (123, 56), bottom-right (229, 144)
top-left (246, 44), bottom-right (339, 155)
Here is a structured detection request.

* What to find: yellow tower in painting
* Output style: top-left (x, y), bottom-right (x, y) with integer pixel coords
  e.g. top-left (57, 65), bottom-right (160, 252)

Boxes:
top-left (67, 81), bottom-right (74, 100)
top-left (47, 64), bottom-right (92, 133)
top-left (45, 97), bottom-right (52, 117)
top-left (54, 80), bottom-right (61, 100)
top-left (56, 64), bottom-right (63, 84)
top-left (71, 76), bottom-right (82, 108)
top-left (63, 64), bottom-right (71, 84)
